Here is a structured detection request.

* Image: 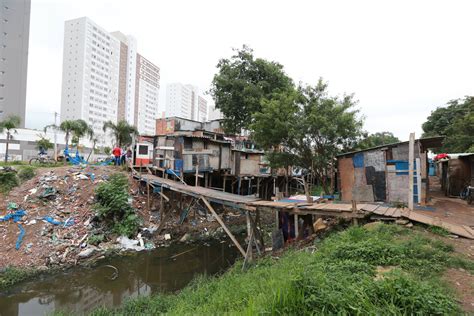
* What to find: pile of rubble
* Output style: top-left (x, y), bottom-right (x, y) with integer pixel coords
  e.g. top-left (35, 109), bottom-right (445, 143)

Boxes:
top-left (0, 166), bottom-right (151, 269)
top-left (0, 165), bottom-right (249, 270)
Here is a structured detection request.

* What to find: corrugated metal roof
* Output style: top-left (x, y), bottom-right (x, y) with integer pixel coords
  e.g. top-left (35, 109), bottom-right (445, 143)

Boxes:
top-left (336, 136), bottom-right (445, 157)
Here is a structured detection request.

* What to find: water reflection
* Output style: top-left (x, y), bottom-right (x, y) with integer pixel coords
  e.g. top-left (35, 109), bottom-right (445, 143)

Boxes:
top-left (0, 241), bottom-right (239, 316)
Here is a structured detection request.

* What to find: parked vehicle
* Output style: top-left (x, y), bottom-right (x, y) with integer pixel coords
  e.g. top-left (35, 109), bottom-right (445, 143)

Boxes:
top-left (460, 185), bottom-right (473, 205)
top-left (29, 153), bottom-right (56, 165)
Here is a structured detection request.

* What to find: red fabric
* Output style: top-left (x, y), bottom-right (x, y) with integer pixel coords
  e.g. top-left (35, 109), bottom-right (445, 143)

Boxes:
top-left (434, 153), bottom-right (448, 161)
top-left (112, 147), bottom-right (121, 157)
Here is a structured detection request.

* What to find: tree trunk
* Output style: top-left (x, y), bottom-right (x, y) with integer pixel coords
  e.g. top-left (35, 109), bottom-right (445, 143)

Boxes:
top-left (64, 132), bottom-right (69, 165)
top-left (4, 131), bottom-right (9, 163)
top-left (87, 142), bottom-right (95, 162)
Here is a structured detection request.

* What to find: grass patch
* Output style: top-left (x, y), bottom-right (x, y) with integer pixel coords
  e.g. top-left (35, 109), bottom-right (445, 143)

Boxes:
top-left (428, 225), bottom-right (450, 236)
top-left (0, 267), bottom-right (38, 291)
top-left (0, 171), bottom-right (19, 193)
top-left (89, 223), bottom-right (469, 315)
top-left (17, 166), bottom-right (36, 182)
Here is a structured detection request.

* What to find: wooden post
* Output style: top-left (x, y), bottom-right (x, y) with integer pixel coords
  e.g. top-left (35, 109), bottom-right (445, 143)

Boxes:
top-left (237, 177), bottom-right (241, 195)
top-left (195, 165), bottom-right (199, 187)
top-left (242, 227), bottom-right (254, 270)
top-left (416, 157), bottom-right (422, 204)
top-left (245, 212), bottom-right (253, 263)
top-left (201, 197), bottom-right (246, 257)
top-left (248, 178), bottom-right (251, 195)
top-left (351, 200), bottom-right (358, 226)
top-left (408, 132), bottom-right (415, 211)
top-left (294, 214), bottom-right (299, 239)
top-left (205, 173), bottom-right (209, 188)
top-left (275, 210), bottom-right (279, 228)
top-left (256, 178), bottom-right (260, 198)
top-left (246, 211), bottom-right (252, 239)
top-left (223, 175), bottom-right (226, 192)
top-left (147, 179), bottom-right (150, 212)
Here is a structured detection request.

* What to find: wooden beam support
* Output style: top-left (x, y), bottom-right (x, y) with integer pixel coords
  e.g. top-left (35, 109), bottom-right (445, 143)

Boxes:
top-left (294, 214), bottom-right (299, 239)
top-left (158, 191), bottom-right (170, 202)
top-left (201, 197), bottom-right (246, 257)
top-left (408, 132), bottom-right (415, 210)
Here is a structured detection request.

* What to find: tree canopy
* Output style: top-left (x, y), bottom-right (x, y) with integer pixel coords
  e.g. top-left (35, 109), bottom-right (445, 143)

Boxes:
top-left (210, 45), bottom-right (294, 134)
top-left (251, 79), bottom-right (364, 193)
top-left (422, 97), bottom-right (474, 152)
top-left (103, 120), bottom-right (138, 147)
top-left (354, 132), bottom-right (400, 150)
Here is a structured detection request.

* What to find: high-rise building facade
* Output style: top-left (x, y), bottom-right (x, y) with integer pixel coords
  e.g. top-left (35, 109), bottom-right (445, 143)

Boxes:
top-left (60, 17), bottom-right (160, 143)
top-left (0, 0), bottom-right (31, 126)
top-left (165, 83), bottom-right (207, 122)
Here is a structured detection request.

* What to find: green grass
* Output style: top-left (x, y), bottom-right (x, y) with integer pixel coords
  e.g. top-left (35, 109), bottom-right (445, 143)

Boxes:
top-left (0, 267), bottom-right (38, 291)
top-left (89, 223), bottom-right (471, 315)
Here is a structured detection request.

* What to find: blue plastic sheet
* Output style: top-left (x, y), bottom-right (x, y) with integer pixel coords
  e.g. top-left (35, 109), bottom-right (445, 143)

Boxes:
top-left (352, 153), bottom-right (364, 168)
top-left (16, 224), bottom-right (25, 250)
top-left (43, 216), bottom-right (75, 227)
top-left (0, 210), bottom-right (26, 223)
top-left (0, 210), bottom-right (27, 250)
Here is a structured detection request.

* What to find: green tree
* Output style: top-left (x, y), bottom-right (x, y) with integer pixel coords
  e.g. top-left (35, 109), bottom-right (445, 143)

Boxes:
top-left (422, 97), bottom-right (473, 152)
top-left (0, 115), bottom-right (21, 162)
top-left (103, 120), bottom-right (138, 147)
top-left (103, 146), bottom-right (111, 156)
top-left (210, 45), bottom-right (294, 134)
top-left (355, 132), bottom-right (400, 150)
top-left (251, 79), bottom-right (363, 194)
top-left (36, 134), bottom-right (54, 152)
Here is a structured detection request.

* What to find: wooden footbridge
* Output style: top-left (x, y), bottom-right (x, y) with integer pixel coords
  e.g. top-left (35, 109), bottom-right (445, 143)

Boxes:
top-left (133, 172), bottom-right (474, 263)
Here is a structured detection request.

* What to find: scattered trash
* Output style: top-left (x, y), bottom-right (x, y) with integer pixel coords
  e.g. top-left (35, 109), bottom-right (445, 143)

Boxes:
top-left (16, 224), bottom-right (25, 250)
top-left (117, 236), bottom-right (145, 251)
top-left (7, 202), bottom-right (18, 210)
top-left (164, 234), bottom-right (171, 240)
top-left (78, 247), bottom-right (96, 259)
top-left (40, 187), bottom-right (58, 199)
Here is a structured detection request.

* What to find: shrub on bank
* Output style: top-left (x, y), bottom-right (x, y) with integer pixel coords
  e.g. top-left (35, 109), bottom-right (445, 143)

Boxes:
top-left (90, 223), bottom-right (469, 315)
top-left (94, 173), bottom-right (139, 237)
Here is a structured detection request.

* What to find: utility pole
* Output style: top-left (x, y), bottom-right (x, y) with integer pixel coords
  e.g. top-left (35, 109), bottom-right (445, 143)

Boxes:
top-left (54, 112), bottom-right (58, 161)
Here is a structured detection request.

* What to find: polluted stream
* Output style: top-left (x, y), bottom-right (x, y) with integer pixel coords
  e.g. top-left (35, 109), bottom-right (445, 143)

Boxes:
top-left (0, 240), bottom-right (240, 316)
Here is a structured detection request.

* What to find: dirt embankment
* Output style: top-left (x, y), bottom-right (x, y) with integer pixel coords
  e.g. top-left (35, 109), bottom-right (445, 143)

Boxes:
top-left (0, 166), bottom-right (247, 270)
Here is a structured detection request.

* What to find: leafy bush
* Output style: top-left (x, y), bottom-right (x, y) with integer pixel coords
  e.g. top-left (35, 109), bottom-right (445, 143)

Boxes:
top-left (0, 171), bottom-right (19, 193)
top-left (88, 234), bottom-right (105, 246)
top-left (18, 166), bottom-right (36, 182)
top-left (0, 267), bottom-right (38, 291)
top-left (94, 173), bottom-right (139, 237)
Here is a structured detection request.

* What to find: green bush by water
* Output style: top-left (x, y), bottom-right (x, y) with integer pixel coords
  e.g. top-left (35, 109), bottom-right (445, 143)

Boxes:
top-left (94, 173), bottom-right (139, 237)
top-left (90, 223), bottom-right (470, 315)
top-left (0, 267), bottom-right (38, 291)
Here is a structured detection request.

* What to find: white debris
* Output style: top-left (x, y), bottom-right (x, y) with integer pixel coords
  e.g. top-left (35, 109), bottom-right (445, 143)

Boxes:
top-left (165, 233), bottom-right (171, 240)
top-left (117, 235), bottom-right (144, 251)
top-left (78, 247), bottom-right (96, 259)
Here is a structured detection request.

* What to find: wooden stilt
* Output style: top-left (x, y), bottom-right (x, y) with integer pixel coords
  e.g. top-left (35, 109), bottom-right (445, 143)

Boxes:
top-left (223, 175), bottom-right (226, 192)
top-left (246, 211), bottom-right (252, 239)
top-left (147, 180), bottom-right (150, 212)
top-left (242, 228), bottom-right (254, 270)
top-left (294, 214), bottom-right (299, 239)
top-left (195, 165), bottom-right (199, 187)
top-left (201, 197), bottom-right (246, 257)
top-left (257, 178), bottom-right (260, 198)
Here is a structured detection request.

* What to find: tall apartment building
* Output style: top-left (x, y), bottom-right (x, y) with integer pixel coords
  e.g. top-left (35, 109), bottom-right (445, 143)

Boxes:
top-left (165, 83), bottom-right (207, 122)
top-left (0, 0), bottom-right (31, 126)
top-left (60, 17), bottom-right (160, 143)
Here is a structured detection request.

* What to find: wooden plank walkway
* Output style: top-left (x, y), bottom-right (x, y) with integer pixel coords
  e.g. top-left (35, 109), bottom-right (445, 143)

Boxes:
top-left (133, 173), bottom-right (474, 239)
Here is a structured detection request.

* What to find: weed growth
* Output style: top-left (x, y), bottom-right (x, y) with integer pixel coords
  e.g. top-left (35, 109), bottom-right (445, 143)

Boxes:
top-left (94, 173), bottom-right (139, 237)
top-left (17, 166), bottom-right (36, 182)
top-left (0, 267), bottom-right (37, 291)
top-left (90, 223), bottom-right (468, 315)
top-left (0, 171), bottom-right (19, 193)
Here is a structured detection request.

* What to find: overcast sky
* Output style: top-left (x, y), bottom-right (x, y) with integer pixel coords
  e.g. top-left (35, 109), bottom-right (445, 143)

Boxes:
top-left (26, 0), bottom-right (474, 141)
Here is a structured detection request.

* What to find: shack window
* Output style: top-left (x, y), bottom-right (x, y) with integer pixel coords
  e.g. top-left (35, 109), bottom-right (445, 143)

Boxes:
top-left (138, 145), bottom-right (148, 155)
top-left (184, 138), bottom-right (192, 150)
top-left (241, 152), bottom-right (249, 159)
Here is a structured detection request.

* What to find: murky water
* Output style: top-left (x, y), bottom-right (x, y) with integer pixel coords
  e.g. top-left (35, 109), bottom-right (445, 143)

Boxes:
top-left (0, 241), bottom-right (240, 316)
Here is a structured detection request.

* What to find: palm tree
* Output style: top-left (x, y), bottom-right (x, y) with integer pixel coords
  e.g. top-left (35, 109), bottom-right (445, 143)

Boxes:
top-left (45, 120), bottom-right (76, 152)
top-left (103, 120), bottom-right (139, 147)
top-left (0, 115), bottom-right (21, 162)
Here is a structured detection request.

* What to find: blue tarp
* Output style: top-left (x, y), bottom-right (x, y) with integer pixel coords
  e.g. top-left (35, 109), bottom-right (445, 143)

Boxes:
top-left (0, 210), bottom-right (27, 250)
top-left (43, 216), bottom-right (75, 227)
top-left (16, 224), bottom-right (25, 250)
